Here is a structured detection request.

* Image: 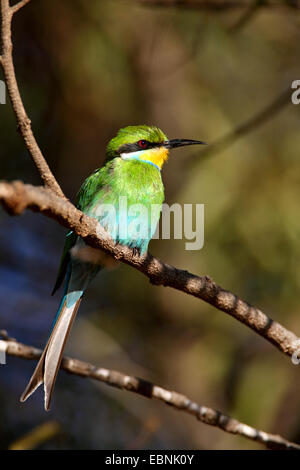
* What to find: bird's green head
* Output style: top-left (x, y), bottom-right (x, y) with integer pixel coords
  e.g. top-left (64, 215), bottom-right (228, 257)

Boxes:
top-left (106, 125), bottom-right (206, 171)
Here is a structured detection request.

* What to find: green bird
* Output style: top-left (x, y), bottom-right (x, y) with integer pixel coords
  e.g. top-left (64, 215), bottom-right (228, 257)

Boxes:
top-left (20, 125), bottom-right (205, 410)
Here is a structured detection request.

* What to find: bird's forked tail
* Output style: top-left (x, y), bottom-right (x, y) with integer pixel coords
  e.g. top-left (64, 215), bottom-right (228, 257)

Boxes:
top-left (20, 290), bottom-right (83, 411)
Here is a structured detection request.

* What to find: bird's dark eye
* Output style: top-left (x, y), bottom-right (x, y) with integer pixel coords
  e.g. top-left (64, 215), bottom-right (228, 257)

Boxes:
top-left (138, 140), bottom-right (148, 149)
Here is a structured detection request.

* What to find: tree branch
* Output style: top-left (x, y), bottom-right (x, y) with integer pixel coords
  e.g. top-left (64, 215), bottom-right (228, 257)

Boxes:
top-left (1, 331), bottom-right (298, 450)
top-left (0, 0), bottom-right (65, 198)
top-left (11, 0), bottom-right (31, 15)
top-left (138, 0), bottom-right (300, 10)
top-left (0, 180), bottom-right (299, 361)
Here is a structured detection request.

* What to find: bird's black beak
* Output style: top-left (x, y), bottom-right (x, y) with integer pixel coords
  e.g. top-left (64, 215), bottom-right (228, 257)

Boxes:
top-left (163, 139), bottom-right (207, 149)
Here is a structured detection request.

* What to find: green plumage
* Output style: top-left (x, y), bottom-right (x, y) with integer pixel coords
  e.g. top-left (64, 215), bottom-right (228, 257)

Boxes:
top-left (79, 157), bottom-right (165, 247)
top-left (21, 125), bottom-right (205, 409)
top-left (53, 126), bottom-right (166, 294)
top-left (77, 158), bottom-right (164, 213)
top-left (105, 125), bottom-right (167, 161)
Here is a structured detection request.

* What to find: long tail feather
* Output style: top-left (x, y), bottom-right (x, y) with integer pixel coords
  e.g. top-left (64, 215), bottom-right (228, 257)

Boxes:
top-left (20, 290), bottom-right (82, 410)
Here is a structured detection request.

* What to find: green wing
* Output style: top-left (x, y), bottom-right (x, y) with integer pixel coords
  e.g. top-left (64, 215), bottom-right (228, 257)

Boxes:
top-left (52, 167), bottom-right (109, 295)
top-left (51, 230), bottom-right (77, 295)
top-left (76, 167), bottom-right (108, 211)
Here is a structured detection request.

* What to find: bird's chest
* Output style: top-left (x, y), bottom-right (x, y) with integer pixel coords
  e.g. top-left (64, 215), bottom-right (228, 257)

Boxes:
top-left (89, 161), bottom-right (164, 249)
top-left (95, 161), bottom-right (164, 212)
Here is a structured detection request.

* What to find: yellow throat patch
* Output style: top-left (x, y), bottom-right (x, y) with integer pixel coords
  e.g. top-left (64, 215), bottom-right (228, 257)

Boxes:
top-left (139, 147), bottom-right (169, 170)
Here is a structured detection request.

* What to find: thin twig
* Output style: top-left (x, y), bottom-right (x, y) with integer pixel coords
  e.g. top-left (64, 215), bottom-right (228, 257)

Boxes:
top-left (138, 0), bottom-right (300, 10)
top-left (8, 421), bottom-right (61, 450)
top-left (2, 334), bottom-right (299, 450)
top-left (187, 87), bottom-right (292, 165)
top-left (0, 0), bottom-right (65, 198)
top-left (0, 180), bottom-right (299, 361)
top-left (11, 0), bottom-right (31, 15)
top-left (229, 0), bottom-right (262, 32)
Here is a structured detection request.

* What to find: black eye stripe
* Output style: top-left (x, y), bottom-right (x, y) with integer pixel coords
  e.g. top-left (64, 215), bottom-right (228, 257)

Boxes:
top-left (118, 141), bottom-right (162, 154)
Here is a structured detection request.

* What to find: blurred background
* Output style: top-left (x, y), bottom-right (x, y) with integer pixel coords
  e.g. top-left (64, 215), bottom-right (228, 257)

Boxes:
top-left (0, 0), bottom-right (300, 450)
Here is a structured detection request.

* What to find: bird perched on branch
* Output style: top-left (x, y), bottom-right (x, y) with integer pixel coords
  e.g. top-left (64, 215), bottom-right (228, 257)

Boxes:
top-left (20, 125), bottom-right (205, 410)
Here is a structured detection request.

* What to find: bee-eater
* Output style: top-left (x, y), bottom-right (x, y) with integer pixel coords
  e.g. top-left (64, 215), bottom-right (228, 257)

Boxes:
top-left (20, 125), bottom-right (205, 410)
